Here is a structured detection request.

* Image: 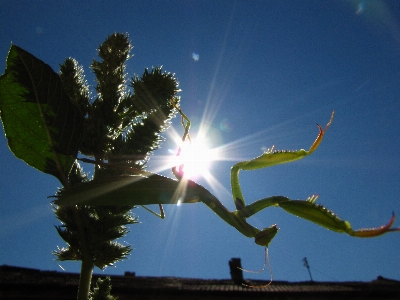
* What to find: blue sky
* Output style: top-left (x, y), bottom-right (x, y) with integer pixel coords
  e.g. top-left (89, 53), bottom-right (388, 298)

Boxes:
top-left (1, 0), bottom-right (400, 282)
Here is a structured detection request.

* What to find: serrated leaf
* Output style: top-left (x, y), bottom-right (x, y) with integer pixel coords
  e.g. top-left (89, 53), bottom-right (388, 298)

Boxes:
top-left (0, 45), bottom-right (84, 182)
top-left (55, 173), bottom-right (217, 206)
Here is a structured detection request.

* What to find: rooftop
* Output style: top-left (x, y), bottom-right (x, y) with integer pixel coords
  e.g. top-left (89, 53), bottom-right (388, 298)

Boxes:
top-left (1, 265), bottom-right (399, 299)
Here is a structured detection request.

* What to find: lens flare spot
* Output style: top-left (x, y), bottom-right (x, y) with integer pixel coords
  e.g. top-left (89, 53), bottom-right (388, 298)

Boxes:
top-left (192, 52), bottom-right (200, 61)
top-left (356, 2), bottom-right (364, 15)
top-left (220, 118), bottom-right (232, 132)
top-left (36, 26), bottom-right (43, 34)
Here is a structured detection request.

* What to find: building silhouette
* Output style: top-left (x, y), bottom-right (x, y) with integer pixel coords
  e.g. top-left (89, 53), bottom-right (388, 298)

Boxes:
top-left (1, 264), bottom-right (399, 299)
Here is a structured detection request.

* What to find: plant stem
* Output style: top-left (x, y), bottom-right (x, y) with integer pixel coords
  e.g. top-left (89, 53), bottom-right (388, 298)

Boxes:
top-left (72, 206), bottom-right (94, 300)
top-left (78, 258), bottom-right (94, 300)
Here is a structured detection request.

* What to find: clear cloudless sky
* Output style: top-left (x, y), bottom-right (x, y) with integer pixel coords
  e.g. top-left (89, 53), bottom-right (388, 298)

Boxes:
top-left (1, 0), bottom-right (400, 283)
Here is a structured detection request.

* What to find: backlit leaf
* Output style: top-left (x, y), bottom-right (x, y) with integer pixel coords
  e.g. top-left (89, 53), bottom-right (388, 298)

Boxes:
top-left (0, 45), bottom-right (84, 182)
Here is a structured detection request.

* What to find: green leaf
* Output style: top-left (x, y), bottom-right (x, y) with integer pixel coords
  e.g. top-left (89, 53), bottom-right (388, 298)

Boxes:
top-left (55, 173), bottom-right (217, 206)
top-left (0, 45), bottom-right (84, 183)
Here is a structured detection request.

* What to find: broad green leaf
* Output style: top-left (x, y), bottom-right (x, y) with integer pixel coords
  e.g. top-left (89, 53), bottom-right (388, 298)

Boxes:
top-left (0, 45), bottom-right (84, 182)
top-left (55, 173), bottom-right (216, 206)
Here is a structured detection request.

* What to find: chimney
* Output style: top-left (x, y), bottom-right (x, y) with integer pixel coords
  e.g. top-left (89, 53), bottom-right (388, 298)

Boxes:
top-left (229, 258), bottom-right (245, 285)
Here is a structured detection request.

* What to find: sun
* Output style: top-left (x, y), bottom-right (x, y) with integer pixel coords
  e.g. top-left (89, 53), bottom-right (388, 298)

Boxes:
top-left (172, 137), bottom-right (215, 180)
